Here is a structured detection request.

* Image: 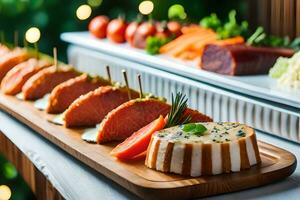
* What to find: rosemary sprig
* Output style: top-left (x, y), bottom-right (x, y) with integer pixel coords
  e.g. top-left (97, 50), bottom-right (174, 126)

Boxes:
top-left (165, 92), bottom-right (192, 128)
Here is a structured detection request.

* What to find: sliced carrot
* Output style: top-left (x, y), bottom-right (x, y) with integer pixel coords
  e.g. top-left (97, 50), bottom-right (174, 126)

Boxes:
top-left (212, 36), bottom-right (245, 46)
top-left (111, 115), bottom-right (166, 160)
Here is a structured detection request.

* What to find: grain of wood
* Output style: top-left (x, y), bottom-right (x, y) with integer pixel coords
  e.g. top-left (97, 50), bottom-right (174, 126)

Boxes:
top-left (0, 132), bottom-right (62, 200)
top-left (0, 93), bottom-right (297, 200)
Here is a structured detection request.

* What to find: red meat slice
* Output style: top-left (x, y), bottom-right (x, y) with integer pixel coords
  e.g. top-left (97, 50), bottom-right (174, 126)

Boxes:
top-left (96, 99), bottom-right (171, 143)
top-left (46, 74), bottom-right (111, 114)
top-left (63, 86), bottom-right (139, 128)
top-left (22, 66), bottom-right (79, 100)
top-left (200, 44), bottom-right (294, 75)
top-left (1, 58), bottom-right (51, 95)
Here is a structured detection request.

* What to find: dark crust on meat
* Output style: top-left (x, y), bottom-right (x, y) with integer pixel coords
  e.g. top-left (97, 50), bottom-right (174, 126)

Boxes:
top-left (200, 44), bottom-right (295, 75)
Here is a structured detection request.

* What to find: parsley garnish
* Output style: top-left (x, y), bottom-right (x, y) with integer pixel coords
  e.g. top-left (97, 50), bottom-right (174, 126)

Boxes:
top-left (181, 123), bottom-right (207, 136)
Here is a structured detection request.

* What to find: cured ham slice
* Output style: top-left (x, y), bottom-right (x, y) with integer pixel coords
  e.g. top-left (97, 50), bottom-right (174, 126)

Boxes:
top-left (1, 58), bottom-right (51, 95)
top-left (0, 48), bottom-right (30, 81)
top-left (63, 86), bottom-right (139, 127)
top-left (145, 122), bottom-right (261, 176)
top-left (22, 66), bottom-right (79, 100)
top-left (46, 74), bottom-right (111, 114)
top-left (200, 44), bottom-right (294, 75)
top-left (96, 99), bottom-right (171, 143)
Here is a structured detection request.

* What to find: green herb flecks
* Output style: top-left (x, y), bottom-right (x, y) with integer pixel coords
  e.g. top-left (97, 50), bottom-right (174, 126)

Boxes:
top-left (165, 92), bottom-right (191, 128)
top-left (236, 130), bottom-right (246, 137)
top-left (181, 123), bottom-right (207, 136)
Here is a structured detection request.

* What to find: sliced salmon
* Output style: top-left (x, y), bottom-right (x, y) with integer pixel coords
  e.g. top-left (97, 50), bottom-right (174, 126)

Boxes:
top-left (63, 86), bottom-right (140, 128)
top-left (46, 74), bottom-right (111, 114)
top-left (0, 48), bottom-right (30, 81)
top-left (1, 58), bottom-right (51, 95)
top-left (22, 66), bottom-right (79, 100)
top-left (96, 99), bottom-right (171, 143)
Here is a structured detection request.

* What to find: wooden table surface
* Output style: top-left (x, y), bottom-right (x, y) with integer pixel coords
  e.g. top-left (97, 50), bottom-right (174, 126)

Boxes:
top-left (0, 110), bottom-right (299, 200)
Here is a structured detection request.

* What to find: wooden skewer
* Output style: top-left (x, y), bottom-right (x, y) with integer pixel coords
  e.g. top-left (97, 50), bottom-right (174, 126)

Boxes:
top-left (137, 74), bottom-right (143, 98)
top-left (23, 37), bottom-right (28, 48)
top-left (34, 42), bottom-right (39, 59)
top-left (14, 31), bottom-right (18, 47)
top-left (106, 65), bottom-right (112, 84)
top-left (122, 69), bottom-right (131, 100)
top-left (53, 47), bottom-right (58, 71)
top-left (0, 31), bottom-right (5, 44)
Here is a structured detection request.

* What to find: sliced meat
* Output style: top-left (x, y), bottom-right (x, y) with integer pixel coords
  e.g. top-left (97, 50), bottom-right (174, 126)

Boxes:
top-left (1, 58), bottom-right (51, 95)
top-left (22, 66), bottom-right (79, 100)
top-left (0, 48), bottom-right (30, 81)
top-left (46, 74), bottom-right (111, 114)
top-left (96, 99), bottom-right (171, 143)
top-left (64, 86), bottom-right (139, 127)
top-left (200, 44), bottom-right (295, 75)
top-left (185, 108), bottom-right (213, 122)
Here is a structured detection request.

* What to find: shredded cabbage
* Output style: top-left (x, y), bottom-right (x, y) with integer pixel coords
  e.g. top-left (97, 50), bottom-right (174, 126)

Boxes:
top-left (269, 51), bottom-right (300, 88)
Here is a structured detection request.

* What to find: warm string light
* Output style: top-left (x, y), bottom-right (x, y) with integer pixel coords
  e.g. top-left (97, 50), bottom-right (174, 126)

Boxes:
top-left (25, 27), bottom-right (41, 43)
top-left (76, 4), bottom-right (92, 20)
top-left (0, 185), bottom-right (11, 200)
top-left (139, 1), bottom-right (154, 15)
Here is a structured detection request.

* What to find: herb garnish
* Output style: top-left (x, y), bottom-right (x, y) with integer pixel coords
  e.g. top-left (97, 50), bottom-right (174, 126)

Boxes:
top-left (181, 123), bottom-right (207, 136)
top-left (236, 130), bottom-right (246, 137)
top-left (165, 92), bottom-right (191, 128)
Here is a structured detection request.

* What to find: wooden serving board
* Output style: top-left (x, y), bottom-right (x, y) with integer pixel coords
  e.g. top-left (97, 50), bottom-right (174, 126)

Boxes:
top-left (0, 93), bottom-right (297, 200)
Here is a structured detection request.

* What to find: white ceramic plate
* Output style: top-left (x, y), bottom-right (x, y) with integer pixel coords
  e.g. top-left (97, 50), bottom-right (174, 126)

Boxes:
top-left (61, 32), bottom-right (300, 109)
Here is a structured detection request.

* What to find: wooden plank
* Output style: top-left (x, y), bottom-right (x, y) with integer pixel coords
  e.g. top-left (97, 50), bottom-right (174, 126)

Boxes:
top-left (0, 93), bottom-right (297, 200)
top-left (0, 132), bottom-right (62, 200)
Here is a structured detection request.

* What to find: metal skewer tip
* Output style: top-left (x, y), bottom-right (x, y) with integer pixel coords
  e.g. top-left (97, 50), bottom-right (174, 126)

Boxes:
top-left (122, 69), bottom-right (131, 100)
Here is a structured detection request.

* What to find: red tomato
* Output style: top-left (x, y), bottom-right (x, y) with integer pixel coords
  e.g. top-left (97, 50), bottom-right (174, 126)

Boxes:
top-left (155, 21), bottom-right (171, 39)
top-left (167, 21), bottom-right (182, 37)
top-left (111, 115), bottom-right (166, 160)
top-left (133, 22), bottom-right (156, 49)
top-left (107, 18), bottom-right (127, 43)
top-left (125, 21), bottom-right (140, 45)
top-left (88, 16), bottom-right (109, 38)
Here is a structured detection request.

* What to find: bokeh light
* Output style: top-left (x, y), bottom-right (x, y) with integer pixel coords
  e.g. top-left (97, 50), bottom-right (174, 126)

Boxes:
top-left (76, 4), bottom-right (92, 20)
top-left (25, 27), bottom-right (41, 43)
top-left (87, 0), bottom-right (103, 7)
top-left (0, 185), bottom-right (11, 200)
top-left (139, 1), bottom-right (154, 15)
top-left (168, 4), bottom-right (187, 20)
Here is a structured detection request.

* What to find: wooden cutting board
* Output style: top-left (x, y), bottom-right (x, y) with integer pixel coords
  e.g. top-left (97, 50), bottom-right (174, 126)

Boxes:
top-left (0, 93), bottom-right (297, 200)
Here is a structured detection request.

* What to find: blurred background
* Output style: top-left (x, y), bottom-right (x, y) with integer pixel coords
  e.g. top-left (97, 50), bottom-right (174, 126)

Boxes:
top-left (0, 0), bottom-right (248, 199)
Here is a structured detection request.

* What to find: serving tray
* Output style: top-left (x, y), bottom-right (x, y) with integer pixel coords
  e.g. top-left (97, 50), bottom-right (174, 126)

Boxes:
top-left (0, 93), bottom-right (296, 199)
top-left (61, 32), bottom-right (300, 109)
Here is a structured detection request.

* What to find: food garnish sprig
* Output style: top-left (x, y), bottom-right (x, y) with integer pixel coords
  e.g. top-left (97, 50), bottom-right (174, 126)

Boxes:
top-left (165, 92), bottom-right (191, 128)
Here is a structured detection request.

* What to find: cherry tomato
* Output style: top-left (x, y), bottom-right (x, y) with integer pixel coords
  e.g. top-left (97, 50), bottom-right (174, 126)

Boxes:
top-left (107, 18), bottom-right (127, 43)
top-left (88, 16), bottom-right (109, 39)
top-left (167, 21), bottom-right (182, 37)
top-left (125, 21), bottom-right (140, 46)
top-left (155, 21), bottom-right (171, 39)
top-left (133, 22), bottom-right (156, 49)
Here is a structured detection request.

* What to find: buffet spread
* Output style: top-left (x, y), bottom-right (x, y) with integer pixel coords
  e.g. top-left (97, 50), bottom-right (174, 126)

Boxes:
top-left (0, 10), bottom-right (298, 199)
